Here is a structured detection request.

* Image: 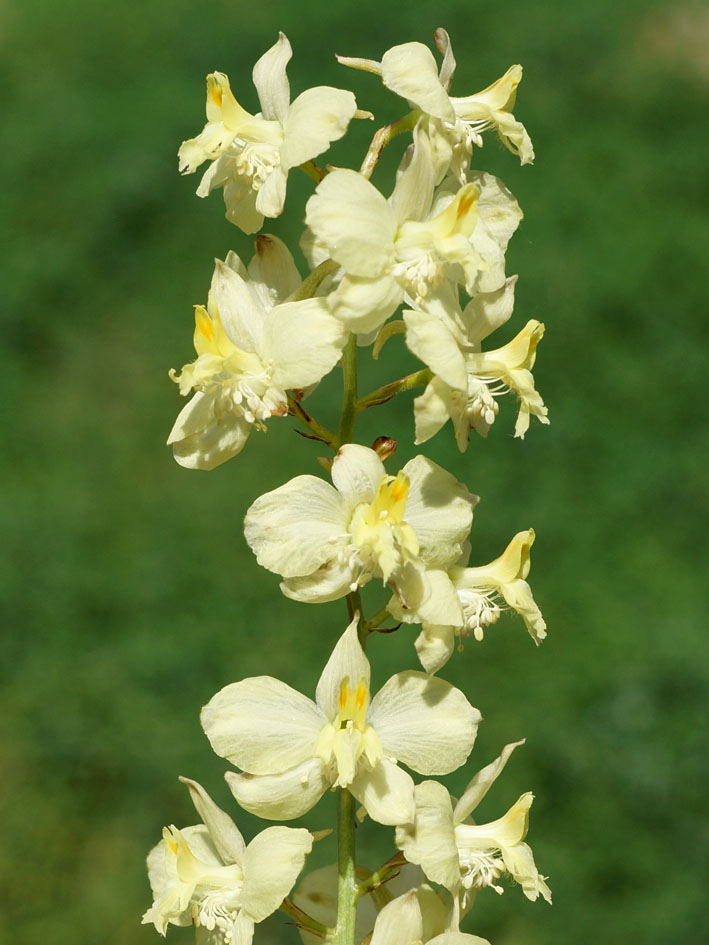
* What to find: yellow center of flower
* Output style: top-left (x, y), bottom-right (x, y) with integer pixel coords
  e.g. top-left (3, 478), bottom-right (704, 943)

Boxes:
top-left (314, 675), bottom-right (383, 787)
top-left (349, 473), bottom-right (420, 584)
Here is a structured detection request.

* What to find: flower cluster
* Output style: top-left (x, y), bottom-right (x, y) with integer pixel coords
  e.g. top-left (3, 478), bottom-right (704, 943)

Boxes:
top-left (146, 28), bottom-right (553, 945)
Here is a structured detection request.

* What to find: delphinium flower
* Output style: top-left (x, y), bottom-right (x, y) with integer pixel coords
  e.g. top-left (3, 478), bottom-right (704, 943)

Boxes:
top-left (200, 618), bottom-right (480, 825)
top-left (168, 235), bottom-right (346, 469)
top-left (395, 741), bottom-right (551, 910)
top-left (303, 127), bottom-right (521, 335)
top-left (337, 28), bottom-right (533, 183)
top-left (368, 887), bottom-right (491, 945)
top-left (179, 33), bottom-right (358, 232)
top-left (388, 529), bottom-right (547, 673)
top-left (142, 777), bottom-right (312, 944)
top-left (243, 443), bottom-right (477, 614)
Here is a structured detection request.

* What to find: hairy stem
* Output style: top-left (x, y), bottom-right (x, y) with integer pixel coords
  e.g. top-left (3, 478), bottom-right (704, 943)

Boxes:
top-left (335, 788), bottom-right (358, 945)
top-left (336, 334), bottom-right (359, 447)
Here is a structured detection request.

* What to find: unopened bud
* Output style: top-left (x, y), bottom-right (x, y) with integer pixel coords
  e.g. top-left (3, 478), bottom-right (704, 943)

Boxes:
top-left (371, 436), bottom-right (397, 462)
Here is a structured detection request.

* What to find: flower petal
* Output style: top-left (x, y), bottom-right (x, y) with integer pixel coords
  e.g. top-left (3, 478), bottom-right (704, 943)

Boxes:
top-left (349, 758), bottom-right (415, 825)
top-left (315, 616), bottom-right (370, 719)
top-left (281, 556), bottom-right (357, 604)
top-left (413, 378), bottom-right (453, 446)
top-left (369, 671), bottom-right (480, 775)
top-left (305, 169), bottom-right (396, 276)
top-left (414, 623), bottom-right (457, 675)
top-left (453, 740), bottom-right (526, 825)
top-left (403, 455), bottom-right (478, 568)
top-left (210, 259), bottom-right (265, 354)
top-left (241, 826), bottom-right (313, 921)
top-left (201, 676), bottom-right (326, 774)
top-left (252, 32), bottom-right (292, 124)
top-left (244, 475), bottom-right (348, 578)
top-left (179, 777), bottom-right (246, 865)
top-left (265, 298), bottom-right (347, 389)
top-left (246, 234), bottom-right (301, 307)
top-left (395, 780), bottom-right (460, 890)
top-left (282, 86), bottom-right (357, 169)
top-left (254, 166), bottom-right (288, 218)
top-left (168, 391), bottom-right (252, 471)
top-left (331, 444), bottom-right (386, 509)
top-left (404, 307), bottom-right (467, 390)
top-left (461, 275), bottom-right (517, 346)
top-left (329, 272), bottom-right (403, 334)
top-left (381, 43), bottom-right (455, 121)
top-left (225, 757), bottom-right (331, 820)
top-left (369, 889), bottom-right (423, 945)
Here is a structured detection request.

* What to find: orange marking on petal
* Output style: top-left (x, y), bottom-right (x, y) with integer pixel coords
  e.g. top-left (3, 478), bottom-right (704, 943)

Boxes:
top-left (195, 308), bottom-right (214, 342)
top-left (457, 191), bottom-right (475, 219)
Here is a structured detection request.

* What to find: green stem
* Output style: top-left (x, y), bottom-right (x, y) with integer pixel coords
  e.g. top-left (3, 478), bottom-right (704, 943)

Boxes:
top-left (288, 395), bottom-right (338, 448)
top-left (288, 258), bottom-right (339, 303)
top-left (280, 897), bottom-right (331, 938)
top-left (299, 160), bottom-right (327, 184)
top-left (336, 335), bottom-right (358, 448)
top-left (356, 852), bottom-right (407, 901)
top-left (360, 110), bottom-right (420, 179)
top-left (335, 788), bottom-right (358, 945)
top-left (356, 369), bottom-right (432, 412)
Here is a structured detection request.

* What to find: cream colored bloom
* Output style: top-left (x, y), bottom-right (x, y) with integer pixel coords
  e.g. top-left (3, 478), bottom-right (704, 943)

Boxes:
top-left (201, 618), bottom-right (481, 826)
top-left (395, 742), bottom-right (551, 909)
top-left (305, 127), bottom-right (505, 334)
top-left (142, 777), bottom-right (312, 944)
top-left (389, 529), bottom-right (547, 674)
top-left (168, 235), bottom-right (346, 470)
top-left (369, 886), bottom-right (489, 945)
top-left (413, 317), bottom-right (549, 448)
top-left (244, 443), bottom-right (477, 614)
top-left (179, 33), bottom-right (357, 232)
top-left (338, 28), bottom-right (533, 182)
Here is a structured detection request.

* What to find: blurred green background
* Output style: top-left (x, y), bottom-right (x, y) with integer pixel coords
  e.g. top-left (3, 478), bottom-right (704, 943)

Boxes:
top-left (2, 0), bottom-right (708, 942)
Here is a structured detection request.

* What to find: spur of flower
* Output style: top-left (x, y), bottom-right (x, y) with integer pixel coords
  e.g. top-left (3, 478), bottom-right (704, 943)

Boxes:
top-left (178, 33), bottom-right (357, 232)
top-left (168, 235), bottom-right (346, 470)
top-left (200, 617), bottom-right (481, 826)
top-left (304, 126), bottom-right (517, 335)
top-left (244, 443), bottom-right (477, 613)
top-left (337, 27), bottom-right (533, 181)
top-left (142, 776), bottom-right (312, 944)
top-left (389, 529), bottom-right (547, 674)
top-left (395, 740), bottom-right (551, 909)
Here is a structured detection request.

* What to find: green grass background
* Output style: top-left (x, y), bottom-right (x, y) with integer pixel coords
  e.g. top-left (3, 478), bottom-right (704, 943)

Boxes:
top-left (2, 0), bottom-right (708, 942)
